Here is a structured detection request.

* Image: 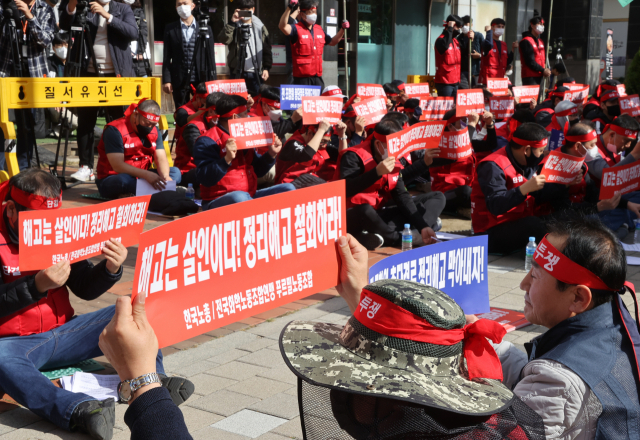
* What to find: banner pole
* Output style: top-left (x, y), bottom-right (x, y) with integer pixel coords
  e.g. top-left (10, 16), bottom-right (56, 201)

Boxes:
top-left (539, 0), bottom-right (553, 104)
top-left (469, 0), bottom-right (473, 87)
top-left (343, 0), bottom-right (349, 97)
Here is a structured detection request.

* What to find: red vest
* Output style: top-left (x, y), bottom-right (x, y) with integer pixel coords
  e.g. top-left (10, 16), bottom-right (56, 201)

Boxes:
top-left (96, 117), bottom-right (157, 180)
top-left (569, 162), bottom-right (588, 204)
top-left (430, 155), bottom-right (476, 193)
top-left (479, 39), bottom-right (509, 85)
top-left (199, 127), bottom-right (258, 201)
top-left (274, 131), bottom-right (335, 184)
top-left (175, 116), bottom-right (206, 173)
top-left (435, 34), bottom-right (461, 85)
top-left (470, 148), bottom-right (536, 233)
top-left (291, 22), bottom-right (326, 78)
top-left (0, 207), bottom-right (73, 338)
top-left (519, 36), bottom-right (545, 79)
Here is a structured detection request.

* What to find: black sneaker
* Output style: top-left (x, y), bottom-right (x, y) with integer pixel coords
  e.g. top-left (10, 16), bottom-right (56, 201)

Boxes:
top-left (70, 398), bottom-right (115, 440)
top-left (161, 375), bottom-right (195, 406)
top-left (355, 232), bottom-right (384, 250)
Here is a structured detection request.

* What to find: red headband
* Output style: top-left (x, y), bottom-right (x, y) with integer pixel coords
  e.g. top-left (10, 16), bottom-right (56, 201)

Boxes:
top-left (565, 129), bottom-right (597, 143)
top-left (322, 88), bottom-right (344, 97)
top-left (219, 105), bottom-right (248, 119)
top-left (556, 106), bottom-right (578, 117)
top-left (261, 98), bottom-right (280, 109)
top-left (342, 109), bottom-right (357, 118)
top-left (601, 90), bottom-right (620, 102)
top-left (512, 136), bottom-right (548, 148)
top-left (125, 98), bottom-right (160, 123)
top-left (0, 181), bottom-right (61, 210)
top-left (404, 108), bottom-right (416, 113)
top-left (605, 123), bottom-right (638, 139)
top-left (372, 131), bottom-right (387, 143)
top-left (397, 83), bottom-right (405, 91)
top-left (190, 85), bottom-right (208, 101)
top-left (387, 93), bottom-right (399, 98)
top-left (354, 289), bottom-right (506, 381)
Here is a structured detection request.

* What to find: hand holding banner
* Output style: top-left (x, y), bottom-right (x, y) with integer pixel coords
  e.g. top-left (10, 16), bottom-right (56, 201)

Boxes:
top-left (512, 85), bottom-right (540, 103)
top-left (228, 116), bottom-right (275, 150)
top-left (621, 94), bottom-right (640, 117)
top-left (386, 121), bottom-right (446, 159)
top-left (357, 83), bottom-right (386, 97)
top-left (206, 79), bottom-right (249, 98)
top-left (437, 128), bottom-right (473, 161)
top-left (489, 96), bottom-right (515, 119)
top-left (302, 96), bottom-right (343, 125)
top-left (600, 161), bottom-right (640, 200)
top-left (455, 89), bottom-right (485, 117)
top-left (352, 97), bottom-right (387, 126)
top-left (418, 96), bottom-right (454, 120)
top-left (540, 150), bottom-right (584, 184)
top-left (280, 85), bottom-right (322, 110)
top-left (404, 83), bottom-right (430, 97)
top-left (487, 78), bottom-right (509, 96)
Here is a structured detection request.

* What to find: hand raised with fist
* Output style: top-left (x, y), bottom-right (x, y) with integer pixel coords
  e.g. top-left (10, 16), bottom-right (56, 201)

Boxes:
top-left (225, 139), bottom-right (238, 164)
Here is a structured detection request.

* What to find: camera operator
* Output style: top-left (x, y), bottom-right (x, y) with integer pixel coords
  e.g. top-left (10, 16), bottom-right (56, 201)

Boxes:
top-left (46, 32), bottom-right (78, 138)
top-left (117, 0), bottom-right (148, 77)
top-left (217, 0), bottom-right (271, 97)
top-left (59, 0), bottom-right (138, 182)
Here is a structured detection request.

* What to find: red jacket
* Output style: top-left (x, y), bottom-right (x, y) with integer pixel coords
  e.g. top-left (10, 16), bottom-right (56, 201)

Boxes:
top-left (519, 36), bottom-right (545, 79)
top-left (291, 22), bottom-right (326, 78)
top-left (435, 34), bottom-right (461, 85)
top-left (479, 39), bottom-right (509, 85)
top-left (275, 131), bottom-right (336, 184)
top-left (175, 115), bottom-right (206, 173)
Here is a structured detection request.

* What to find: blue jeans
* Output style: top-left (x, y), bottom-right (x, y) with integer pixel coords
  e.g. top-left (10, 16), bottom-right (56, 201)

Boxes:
top-left (434, 83), bottom-right (459, 98)
top-left (0, 305), bottom-right (165, 430)
top-left (96, 167), bottom-right (182, 199)
top-left (599, 191), bottom-right (640, 231)
top-left (202, 183), bottom-right (296, 211)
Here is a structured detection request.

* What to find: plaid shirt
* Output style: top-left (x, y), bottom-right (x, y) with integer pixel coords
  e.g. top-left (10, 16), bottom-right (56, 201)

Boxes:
top-left (0, 0), bottom-right (56, 78)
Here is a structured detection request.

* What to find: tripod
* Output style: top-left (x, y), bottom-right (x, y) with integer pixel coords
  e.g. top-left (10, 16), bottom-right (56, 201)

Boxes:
top-left (232, 22), bottom-right (261, 96)
top-left (180, 10), bottom-right (217, 100)
top-left (133, 15), bottom-right (151, 77)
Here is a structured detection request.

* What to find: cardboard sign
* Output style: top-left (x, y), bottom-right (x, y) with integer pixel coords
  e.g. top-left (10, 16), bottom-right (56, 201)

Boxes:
top-left (540, 150), bottom-right (584, 184)
top-left (205, 79), bottom-right (248, 98)
top-left (352, 97), bottom-right (388, 126)
top-left (489, 96), bottom-right (515, 119)
top-left (228, 116), bottom-right (275, 150)
top-left (418, 96), bottom-right (455, 120)
top-left (19, 196), bottom-right (150, 271)
top-left (487, 78), bottom-right (510, 96)
top-left (437, 128), bottom-right (473, 161)
top-left (512, 85), bottom-right (540, 103)
top-left (600, 161), bottom-right (640, 200)
top-left (475, 307), bottom-right (530, 332)
top-left (564, 86), bottom-right (589, 106)
top-left (357, 83), bottom-right (386, 97)
top-left (368, 235), bottom-right (489, 315)
top-left (404, 83), bottom-right (430, 97)
top-left (618, 84), bottom-right (627, 97)
top-left (548, 129), bottom-right (565, 151)
top-left (133, 181), bottom-right (346, 348)
top-left (621, 94), bottom-right (640, 117)
top-left (301, 96), bottom-right (343, 125)
top-left (455, 89), bottom-right (485, 117)
top-left (385, 121), bottom-right (446, 159)
top-left (280, 85), bottom-right (322, 110)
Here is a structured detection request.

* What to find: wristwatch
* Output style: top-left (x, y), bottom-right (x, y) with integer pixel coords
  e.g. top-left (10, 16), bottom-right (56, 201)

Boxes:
top-left (118, 372), bottom-right (161, 402)
top-left (339, 136), bottom-right (348, 140)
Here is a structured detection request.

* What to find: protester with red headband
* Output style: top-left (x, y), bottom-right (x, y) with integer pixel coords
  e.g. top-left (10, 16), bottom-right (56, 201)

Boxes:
top-left (338, 105), bottom-right (367, 147)
top-left (518, 15), bottom-right (550, 86)
top-left (95, 99), bottom-right (181, 200)
top-left (532, 86), bottom-right (570, 129)
top-left (478, 18), bottom-right (514, 86)
top-left (173, 83), bottom-right (209, 140)
top-left (585, 82), bottom-right (622, 133)
top-left (587, 114), bottom-right (640, 181)
top-left (383, 83), bottom-right (403, 111)
top-left (545, 100), bottom-right (579, 132)
top-left (253, 86), bottom-right (303, 140)
top-left (434, 14), bottom-right (463, 97)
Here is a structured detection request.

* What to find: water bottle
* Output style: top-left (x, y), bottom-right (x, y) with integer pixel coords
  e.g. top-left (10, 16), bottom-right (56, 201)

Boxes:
top-left (634, 220), bottom-right (640, 244)
top-left (525, 237), bottom-right (536, 271)
top-left (401, 224), bottom-right (412, 252)
top-left (186, 183), bottom-right (195, 201)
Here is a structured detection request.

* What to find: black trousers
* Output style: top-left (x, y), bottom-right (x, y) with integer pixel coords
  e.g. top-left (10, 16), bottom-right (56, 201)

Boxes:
top-left (444, 185), bottom-right (472, 211)
top-left (347, 192), bottom-right (446, 246)
top-left (521, 76), bottom-right (543, 86)
top-left (241, 72), bottom-right (262, 97)
top-left (172, 81), bottom-right (197, 109)
top-left (292, 75), bottom-right (325, 88)
top-left (177, 168), bottom-right (198, 188)
top-left (485, 216), bottom-right (547, 255)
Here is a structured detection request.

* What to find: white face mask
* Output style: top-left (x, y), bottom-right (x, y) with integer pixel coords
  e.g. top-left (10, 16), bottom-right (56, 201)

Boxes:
top-left (123, 0), bottom-right (134, 4)
top-left (304, 13), bottom-right (317, 25)
top-left (585, 146), bottom-right (599, 162)
top-left (241, 16), bottom-right (251, 22)
top-left (536, 24), bottom-right (544, 34)
top-left (493, 28), bottom-right (504, 36)
top-left (462, 25), bottom-right (470, 34)
top-left (54, 47), bottom-right (67, 60)
top-left (606, 134), bottom-right (618, 154)
top-left (177, 4), bottom-right (192, 19)
top-left (268, 109), bottom-right (282, 122)
top-left (97, 0), bottom-right (110, 4)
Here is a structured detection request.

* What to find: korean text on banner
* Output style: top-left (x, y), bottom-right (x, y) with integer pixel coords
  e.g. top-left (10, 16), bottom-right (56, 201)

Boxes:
top-left (357, 83), bottom-right (386, 97)
top-left (302, 96), bottom-right (343, 125)
top-left (228, 116), bottom-right (275, 150)
top-left (548, 129), bottom-right (565, 151)
top-left (565, 83), bottom-right (586, 91)
top-left (133, 181), bottom-right (346, 348)
top-left (352, 97), bottom-right (387, 126)
top-left (456, 89), bottom-right (485, 117)
top-left (564, 86), bottom-right (589, 106)
top-left (621, 94), bottom-right (640, 117)
top-left (404, 83), bottom-right (430, 97)
top-left (487, 78), bottom-right (509, 96)
top-left (280, 85), bottom-right (322, 111)
top-left (19, 196), bottom-right (150, 271)
top-left (386, 121), bottom-right (446, 159)
top-left (418, 96), bottom-right (454, 120)
top-left (437, 128), bottom-right (473, 161)
top-left (368, 235), bottom-right (489, 314)
top-left (512, 85), bottom-right (540, 104)
top-left (600, 161), bottom-right (640, 200)
top-left (205, 79), bottom-right (249, 98)
top-left (489, 96), bottom-right (515, 119)
top-left (540, 150), bottom-right (584, 184)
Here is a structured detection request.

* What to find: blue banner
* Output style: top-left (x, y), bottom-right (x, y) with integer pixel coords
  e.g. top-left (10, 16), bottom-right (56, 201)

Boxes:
top-left (368, 236), bottom-right (490, 315)
top-left (549, 129), bottom-right (564, 151)
top-left (280, 85), bottom-right (322, 110)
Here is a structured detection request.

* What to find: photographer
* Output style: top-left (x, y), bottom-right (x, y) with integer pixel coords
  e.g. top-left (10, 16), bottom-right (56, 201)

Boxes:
top-left (117, 0), bottom-right (149, 77)
top-left (59, 0), bottom-right (138, 182)
top-left (217, 0), bottom-right (271, 97)
top-left (46, 32), bottom-right (78, 138)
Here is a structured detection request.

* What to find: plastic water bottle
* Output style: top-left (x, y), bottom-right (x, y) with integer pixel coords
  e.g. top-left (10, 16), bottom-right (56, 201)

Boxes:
top-left (401, 224), bottom-right (412, 252)
top-left (186, 183), bottom-right (195, 201)
top-left (525, 237), bottom-right (536, 271)
top-left (634, 220), bottom-right (640, 244)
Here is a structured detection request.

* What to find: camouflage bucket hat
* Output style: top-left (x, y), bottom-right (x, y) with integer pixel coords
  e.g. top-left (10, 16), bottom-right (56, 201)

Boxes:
top-left (280, 279), bottom-right (514, 416)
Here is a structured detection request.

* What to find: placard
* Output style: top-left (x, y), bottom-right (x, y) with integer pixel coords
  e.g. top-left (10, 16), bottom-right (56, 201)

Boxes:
top-left (280, 85), bottom-right (322, 110)
top-left (404, 83), bottom-right (430, 97)
top-left (618, 84), bottom-right (627, 97)
top-left (621, 94), bottom-right (640, 117)
top-left (455, 89), bottom-right (485, 117)
top-left (548, 129), bottom-right (565, 151)
top-left (272, 45), bottom-right (286, 66)
top-left (418, 96), bottom-right (455, 120)
top-left (133, 182), bottom-right (346, 348)
top-left (385, 121), bottom-right (447, 159)
top-left (205, 79), bottom-right (249, 98)
top-left (564, 86), bottom-right (589, 106)
top-left (301, 96), bottom-right (343, 125)
top-left (489, 96), bottom-right (515, 119)
top-left (512, 85), bottom-right (540, 103)
top-left (475, 308), bottom-right (530, 332)
top-left (600, 161), bottom-right (640, 200)
top-left (437, 128), bottom-right (473, 161)
top-left (540, 150), bottom-right (584, 184)
top-left (19, 196), bottom-right (150, 271)
top-left (487, 78), bottom-right (509, 96)
top-left (352, 96), bottom-right (387, 126)
top-left (357, 83), bottom-right (386, 97)
top-left (565, 83), bottom-right (587, 91)
top-left (228, 116), bottom-right (275, 150)
top-left (368, 235), bottom-right (489, 315)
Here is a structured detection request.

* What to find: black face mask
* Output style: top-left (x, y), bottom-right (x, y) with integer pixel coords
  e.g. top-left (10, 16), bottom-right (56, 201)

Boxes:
top-left (3, 207), bottom-right (20, 245)
top-left (137, 124), bottom-right (154, 137)
top-left (453, 29), bottom-right (461, 37)
top-left (526, 151), bottom-right (544, 168)
top-left (607, 104), bottom-right (621, 117)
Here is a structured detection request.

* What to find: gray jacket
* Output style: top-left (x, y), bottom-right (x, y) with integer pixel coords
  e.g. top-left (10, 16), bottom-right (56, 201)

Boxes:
top-left (218, 15), bottom-right (272, 75)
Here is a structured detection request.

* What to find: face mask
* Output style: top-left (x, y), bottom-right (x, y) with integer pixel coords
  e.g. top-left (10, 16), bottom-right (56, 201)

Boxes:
top-left (206, 115), bottom-right (218, 126)
top-left (585, 146), bottom-right (599, 162)
top-left (241, 16), bottom-right (251, 22)
top-left (177, 4), bottom-right (192, 19)
top-left (494, 28), bottom-right (504, 36)
top-left (607, 104), bottom-right (621, 117)
top-left (462, 25), bottom-right (470, 34)
top-left (123, 0), bottom-right (134, 4)
top-left (453, 29), bottom-right (461, 37)
top-left (536, 25), bottom-right (544, 33)
top-left (607, 134), bottom-right (618, 154)
top-left (97, 0), bottom-right (110, 4)
top-left (55, 47), bottom-right (67, 59)
top-left (526, 150), bottom-right (544, 167)
top-left (137, 123), bottom-right (154, 137)
top-left (3, 208), bottom-right (19, 245)
top-left (376, 140), bottom-right (388, 160)
top-left (268, 109), bottom-right (282, 122)
top-left (304, 13), bottom-right (317, 25)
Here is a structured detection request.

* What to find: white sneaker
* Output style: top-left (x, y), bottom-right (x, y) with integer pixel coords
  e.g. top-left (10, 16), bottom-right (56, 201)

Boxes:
top-left (70, 165), bottom-right (95, 182)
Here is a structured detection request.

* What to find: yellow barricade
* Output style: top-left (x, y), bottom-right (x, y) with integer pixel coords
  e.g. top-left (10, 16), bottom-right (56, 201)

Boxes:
top-left (0, 77), bottom-right (173, 182)
top-left (406, 75), bottom-right (436, 94)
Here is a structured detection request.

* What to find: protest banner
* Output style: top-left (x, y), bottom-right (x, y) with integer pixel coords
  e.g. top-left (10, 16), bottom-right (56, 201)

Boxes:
top-left (368, 235), bottom-right (489, 314)
top-left (133, 181), bottom-right (346, 348)
top-left (565, 83), bottom-right (586, 91)
top-left (456, 89), bottom-right (485, 117)
top-left (618, 84), bottom-right (627, 97)
top-left (621, 94), bottom-right (640, 117)
top-left (540, 150), bottom-right (584, 184)
top-left (437, 127), bottom-right (473, 161)
top-left (564, 86), bottom-right (589, 106)
top-left (404, 83), bottom-right (430, 97)
top-left (228, 116), bottom-right (275, 150)
top-left (548, 129), bottom-right (565, 151)
top-left (512, 85), bottom-right (540, 103)
top-left (205, 79), bottom-right (248, 98)
top-left (280, 85), bottom-right (322, 110)
top-left (19, 196), bottom-right (150, 271)
top-left (486, 78), bottom-right (510, 96)
top-left (357, 83), bottom-right (386, 97)
top-left (600, 161), bottom-right (640, 199)
top-left (352, 96), bottom-right (387, 126)
top-left (386, 121), bottom-right (446, 159)
top-left (475, 308), bottom-right (530, 332)
top-left (418, 96), bottom-right (454, 120)
top-left (489, 96), bottom-right (515, 119)
top-left (301, 96), bottom-right (343, 125)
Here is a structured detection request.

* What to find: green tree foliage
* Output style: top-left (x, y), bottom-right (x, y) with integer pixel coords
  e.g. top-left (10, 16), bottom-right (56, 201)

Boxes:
top-left (625, 49), bottom-right (640, 96)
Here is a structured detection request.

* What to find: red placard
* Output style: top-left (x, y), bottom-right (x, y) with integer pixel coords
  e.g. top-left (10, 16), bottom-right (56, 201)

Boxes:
top-left (489, 96), bottom-right (515, 119)
top-left (565, 83), bottom-right (586, 91)
top-left (418, 96), bottom-right (455, 120)
top-left (133, 181), bottom-right (346, 348)
top-left (301, 96), bottom-right (343, 125)
top-left (205, 79), bottom-right (249, 98)
top-left (437, 128), bottom-right (473, 161)
top-left (621, 94), bottom-right (640, 117)
top-left (563, 86), bottom-right (589, 106)
top-left (404, 83), bottom-right (430, 97)
top-left (455, 89), bottom-right (485, 117)
top-left (512, 85), bottom-right (540, 103)
top-left (352, 96), bottom-right (388, 126)
top-left (487, 78), bottom-right (509, 96)
top-left (357, 83), bottom-right (386, 97)
top-left (540, 150), bottom-right (584, 185)
top-left (600, 161), bottom-right (640, 200)
top-left (228, 116), bottom-right (275, 150)
top-left (618, 84), bottom-right (627, 97)
top-left (385, 121), bottom-right (446, 159)
top-left (18, 196), bottom-right (150, 271)
top-left (475, 307), bottom-right (530, 333)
